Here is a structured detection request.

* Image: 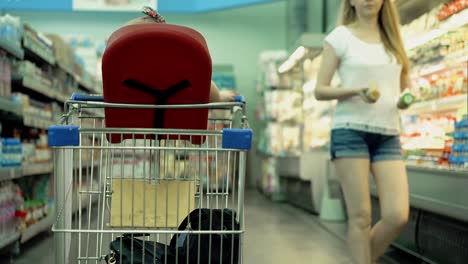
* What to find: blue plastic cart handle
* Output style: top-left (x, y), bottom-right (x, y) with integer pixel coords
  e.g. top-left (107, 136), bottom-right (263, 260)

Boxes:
top-left (234, 95), bottom-right (246, 103)
top-left (70, 93), bottom-right (104, 102)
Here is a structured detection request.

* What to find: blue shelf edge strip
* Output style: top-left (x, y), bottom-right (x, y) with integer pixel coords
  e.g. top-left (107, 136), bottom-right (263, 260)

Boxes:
top-left (222, 129), bottom-right (253, 150)
top-left (48, 126), bottom-right (80, 147)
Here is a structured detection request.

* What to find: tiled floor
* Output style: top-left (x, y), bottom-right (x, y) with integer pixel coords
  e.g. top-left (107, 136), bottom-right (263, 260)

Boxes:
top-left (3, 190), bottom-right (407, 264)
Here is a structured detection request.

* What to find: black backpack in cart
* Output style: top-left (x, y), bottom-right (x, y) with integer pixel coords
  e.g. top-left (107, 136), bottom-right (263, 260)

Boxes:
top-left (170, 208), bottom-right (241, 264)
top-left (105, 209), bottom-right (240, 264)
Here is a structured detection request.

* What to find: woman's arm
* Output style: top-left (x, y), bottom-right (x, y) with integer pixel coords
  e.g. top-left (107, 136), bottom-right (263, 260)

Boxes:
top-left (400, 71), bottom-right (412, 92)
top-left (209, 81), bottom-right (236, 102)
top-left (397, 71), bottom-right (414, 109)
top-left (314, 43), bottom-right (365, 101)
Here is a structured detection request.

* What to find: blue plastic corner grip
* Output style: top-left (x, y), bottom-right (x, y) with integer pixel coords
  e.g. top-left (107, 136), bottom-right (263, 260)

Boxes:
top-left (234, 95), bottom-right (246, 103)
top-left (222, 129), bottom-right (253, 150)
top-left (70, 93), bottom-right (104, 102)
top-left (48, 126), bottom-right (80, 147)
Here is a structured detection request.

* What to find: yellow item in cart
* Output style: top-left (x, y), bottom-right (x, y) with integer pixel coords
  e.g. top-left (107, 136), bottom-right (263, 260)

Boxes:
top-left (110, 179), bottom-right (196, 228)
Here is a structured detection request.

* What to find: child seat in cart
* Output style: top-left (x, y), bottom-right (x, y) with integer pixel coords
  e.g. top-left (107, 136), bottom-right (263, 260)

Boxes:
top-left (48, 22), bottom-right (252, 264)
top-left (103, 23), bottom-right (212, 144)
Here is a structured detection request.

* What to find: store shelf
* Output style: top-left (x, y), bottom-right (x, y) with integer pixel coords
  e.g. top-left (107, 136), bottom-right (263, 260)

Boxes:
top-left (0, 38), bottom-right (25, 60)
top-left (411, 48), bottom-right (468, 78)
top-left (22, 31), bottom-right (56, 66)
top-left (0, 232), bottom-right (21, 251)
top-left (22, 163), bottom-right (53, 176)
top-left (12, 74), bottom-right (66, 104)
top-left (405, 8), bottom-right (468, 50)
top-left (76, 76), bottom-right (96, 94)
top-left (20, 213), bottom-right (54, 243)
top-left (57, 61), bottom-right (75, 77)
top-left (402, 94), bottom-right (467, 115)
top-left (0, 163), bottom-right (53, 182)
top-left (0, 95), bottom-right (22, 116)
top-left (371, 164), bottom-right (468, 222)
top-left (0, 167), bottom-right (22, 181)
top-left (23, 116), bottom-right (54, 129)
top-left (13, 74), bottom-right (54, 100)
top-left (406, 164), bottom-right (468, 177)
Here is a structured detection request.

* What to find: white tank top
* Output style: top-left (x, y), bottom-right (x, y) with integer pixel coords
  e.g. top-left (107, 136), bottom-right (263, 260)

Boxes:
top-left (325, 26), bottom-right (402, 135)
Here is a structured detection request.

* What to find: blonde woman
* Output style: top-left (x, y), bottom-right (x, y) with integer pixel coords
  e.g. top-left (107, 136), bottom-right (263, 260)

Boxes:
top-left (315, 0), bottom-right (411, 263)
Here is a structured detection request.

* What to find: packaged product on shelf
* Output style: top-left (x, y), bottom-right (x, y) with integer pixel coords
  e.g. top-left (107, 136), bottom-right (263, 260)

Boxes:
top-left (257, 50), bottom-right (288, 91)
top-left (412, 64), bottom-right (467, 101)
top-left (65, 34), bottom-right (101, 87)
top-left (450, 115), bottom-right (468, 167)
top-left (22, 142), bottom-right (36, 164)
top-left (14, 60), bottom-right (35, 77)
top-left (281, 126), bottom-right (301, 154)
top-left (264, 90), bottom-right (303, 122)
top-left (0, 138), bottom-right (23, 167)
top-left (264, 123), bottom-right (283, 155)
top-left (12, 93), bottom-right (54, 129)
top-left (0, 181), bottom-right (24, 236)
top-left (401, 114), bottom-right (458, 166)
top-left (0, 51), bottom-right (12, 98)
top-left (0, 14), bottom-right (22, 47)
top-left (303, 114), bottom-right (332, 149)
top-left (46, 34), bottom-right (75, 72)
top-left (22, 24), bottom-right (54, 62)
top-left (437, 0), bottom-right (468, 21)
top-left (16, 175), bottom-right (51, 228)
top-left (261, 157), bottom-right (280, 194)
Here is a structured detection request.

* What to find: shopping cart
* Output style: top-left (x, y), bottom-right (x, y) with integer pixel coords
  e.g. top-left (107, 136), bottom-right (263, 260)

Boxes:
top-left (48, 94), bottom-right (252, 263)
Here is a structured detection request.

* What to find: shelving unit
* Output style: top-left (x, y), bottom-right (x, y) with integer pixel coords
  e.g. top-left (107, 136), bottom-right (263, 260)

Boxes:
top-left (20, 213), bottom-right (54, 243)
top-left (403, 5), bottom-right (468, 50)
top-left (367, 3), bottom-right (468, 264)
top-left (405, 164), bottom-right (468, 176)
top-left (0, 232), bottom-right (21, 252)
top-left (403, 94), bottom-right (467, 115)
top-left (0, 19), bottom-right (102, 256)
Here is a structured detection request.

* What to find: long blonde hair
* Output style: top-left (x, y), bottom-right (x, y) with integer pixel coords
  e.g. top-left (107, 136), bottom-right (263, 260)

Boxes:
top-left (339, 0), bottom-right (410, 75)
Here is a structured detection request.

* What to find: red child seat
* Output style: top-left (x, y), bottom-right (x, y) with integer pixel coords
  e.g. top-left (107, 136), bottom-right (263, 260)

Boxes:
top-left (102, 23), bottom-right (212, 144)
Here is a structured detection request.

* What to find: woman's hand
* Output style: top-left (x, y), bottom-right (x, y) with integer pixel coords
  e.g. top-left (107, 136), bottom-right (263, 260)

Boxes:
top-left (357, 85), bottom-right (380, 104)
top-left (397, 101), bottom-right (411, 110)
top-left (218, 90), bottom-right (238, 102)
top-left (357, 88), bottom-right (371, 103)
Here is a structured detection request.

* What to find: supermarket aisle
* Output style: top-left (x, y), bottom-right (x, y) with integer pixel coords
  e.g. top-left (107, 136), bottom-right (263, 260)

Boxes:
top-left (7, 190), bottom-right (397, 264)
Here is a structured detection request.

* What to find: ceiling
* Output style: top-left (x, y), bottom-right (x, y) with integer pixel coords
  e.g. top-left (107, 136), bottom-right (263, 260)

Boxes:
top-left (0, 0), bottom-right (284, 13)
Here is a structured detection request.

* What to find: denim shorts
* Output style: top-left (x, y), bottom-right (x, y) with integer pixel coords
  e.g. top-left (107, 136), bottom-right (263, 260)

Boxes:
top-left (330, 129), bottom-right (403, 162)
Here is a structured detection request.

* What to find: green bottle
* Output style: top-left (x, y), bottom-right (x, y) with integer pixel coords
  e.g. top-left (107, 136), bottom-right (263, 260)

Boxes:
top-left (398, 89), bottom-right (415, 109)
